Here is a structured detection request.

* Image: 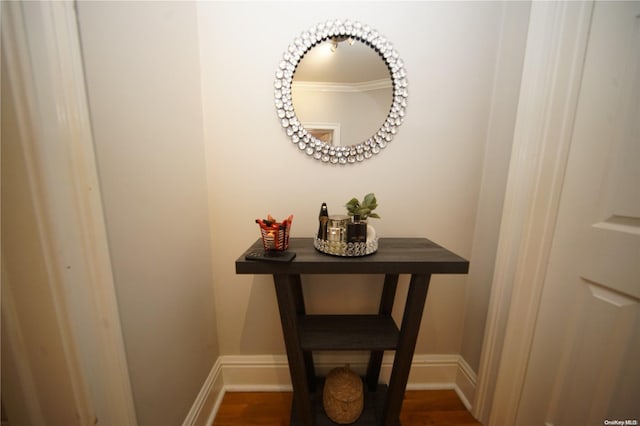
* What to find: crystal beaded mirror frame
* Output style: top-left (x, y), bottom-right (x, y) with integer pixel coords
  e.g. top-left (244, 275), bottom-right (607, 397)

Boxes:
top-left (274, 19), bottom-right (408, 164)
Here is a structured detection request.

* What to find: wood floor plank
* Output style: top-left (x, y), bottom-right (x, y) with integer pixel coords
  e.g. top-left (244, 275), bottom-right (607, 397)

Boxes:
top-left (212, 389), bottom-right (481, 426)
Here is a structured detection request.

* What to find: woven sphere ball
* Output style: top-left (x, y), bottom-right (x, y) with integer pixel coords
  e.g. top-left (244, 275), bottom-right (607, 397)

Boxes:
top-left (322, 366), bottom-right (364, 424)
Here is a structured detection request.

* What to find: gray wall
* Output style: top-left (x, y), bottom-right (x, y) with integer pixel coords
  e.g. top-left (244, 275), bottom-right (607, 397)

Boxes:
top-left (77, 3), bottom-right (219, 424)
top-left (197, 0), bottom-right (528, 371)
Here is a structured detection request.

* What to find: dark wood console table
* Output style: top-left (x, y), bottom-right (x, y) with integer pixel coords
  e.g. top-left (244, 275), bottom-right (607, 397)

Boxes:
top-left (236, 237), bottom-right (469, 426)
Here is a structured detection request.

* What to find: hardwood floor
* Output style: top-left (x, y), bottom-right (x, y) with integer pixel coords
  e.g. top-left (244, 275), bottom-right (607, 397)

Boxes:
top-left (212, 389), bottom-right (482, 425)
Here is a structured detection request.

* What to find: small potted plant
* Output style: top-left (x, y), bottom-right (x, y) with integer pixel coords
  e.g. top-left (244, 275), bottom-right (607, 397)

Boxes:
top-left (345, 193), bottom-right (379, 243)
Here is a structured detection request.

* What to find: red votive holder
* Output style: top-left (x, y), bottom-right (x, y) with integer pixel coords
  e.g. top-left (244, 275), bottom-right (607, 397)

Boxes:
top-left (255, 214), bottom-right (293, 251)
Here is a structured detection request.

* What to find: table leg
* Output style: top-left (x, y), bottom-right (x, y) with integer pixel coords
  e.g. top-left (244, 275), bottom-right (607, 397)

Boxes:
top-left (366, 273), bottom-right (399, 391)
top-left (273, 274), bottom-right (314, 426)
top-left (381, 273), bottom-right (432, 426)
top-left (290, 274), bottom-right (316, 392)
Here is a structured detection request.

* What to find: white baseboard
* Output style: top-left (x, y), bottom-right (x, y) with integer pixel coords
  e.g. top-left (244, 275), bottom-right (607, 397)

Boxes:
top-left (184, 353), bottom-right (477, 425)
top-left (454, 356), bottom-right (478, 410)
top-left (182, 358), bottom-right (224, 426)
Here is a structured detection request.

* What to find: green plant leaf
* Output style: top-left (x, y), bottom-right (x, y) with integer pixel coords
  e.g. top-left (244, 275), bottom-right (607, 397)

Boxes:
top-left (346, 197), bottom-right (359, 206)
top-left (345, 198), bottom-right (360, 214)
top-left (344, 193), bottom-right (379, 219)
top-left (363, 193), bottom-right (376, 207)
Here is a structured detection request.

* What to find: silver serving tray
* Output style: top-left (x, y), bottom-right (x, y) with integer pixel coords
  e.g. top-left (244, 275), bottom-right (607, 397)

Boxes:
top-left (313, 236), bottom-right (378, 257)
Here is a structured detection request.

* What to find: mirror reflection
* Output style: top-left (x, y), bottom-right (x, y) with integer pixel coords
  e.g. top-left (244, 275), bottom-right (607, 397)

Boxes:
top-left (292, 38), bottom-right (393, 146)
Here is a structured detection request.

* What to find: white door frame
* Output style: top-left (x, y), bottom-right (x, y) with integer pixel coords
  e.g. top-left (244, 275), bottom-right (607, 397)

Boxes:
top-left (2, 2), bottom-right (137, 424)
top-left (472, 1), bottom-right (595, 424)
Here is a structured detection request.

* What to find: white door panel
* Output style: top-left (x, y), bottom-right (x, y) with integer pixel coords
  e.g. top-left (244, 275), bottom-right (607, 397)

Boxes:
top-left (517, 2), bottom-right (640, 425)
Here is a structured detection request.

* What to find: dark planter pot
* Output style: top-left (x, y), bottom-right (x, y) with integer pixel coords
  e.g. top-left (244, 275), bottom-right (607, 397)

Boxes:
top-left (346, 216), bottom-right (367, 243)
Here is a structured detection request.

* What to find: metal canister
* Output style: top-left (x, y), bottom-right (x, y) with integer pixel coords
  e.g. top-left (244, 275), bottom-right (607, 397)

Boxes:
top-left (327, 215), bottom-right (350, 242)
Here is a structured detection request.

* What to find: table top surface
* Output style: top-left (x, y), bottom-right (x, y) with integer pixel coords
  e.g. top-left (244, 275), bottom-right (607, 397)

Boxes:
top-left (235, 237), bottom-right (469, 275)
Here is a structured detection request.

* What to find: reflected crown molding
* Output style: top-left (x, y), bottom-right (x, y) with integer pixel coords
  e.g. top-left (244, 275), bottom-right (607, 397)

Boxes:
top-left (292, 78), bottom-right (393, 93)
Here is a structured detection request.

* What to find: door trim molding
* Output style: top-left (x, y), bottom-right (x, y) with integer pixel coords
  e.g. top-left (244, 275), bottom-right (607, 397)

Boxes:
top-left (473, 1), bottom-right (594, 424)
top-left (1, 2), bottom-right (137, 424)
top-left (1, 270), bottom-right (47, 426)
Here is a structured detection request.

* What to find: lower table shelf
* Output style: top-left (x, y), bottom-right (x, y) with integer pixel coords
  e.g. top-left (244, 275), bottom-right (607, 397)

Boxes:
top-left (298, 315), bottom-right (399, 351)
top-left (290, 380), bottom-right (388, 426)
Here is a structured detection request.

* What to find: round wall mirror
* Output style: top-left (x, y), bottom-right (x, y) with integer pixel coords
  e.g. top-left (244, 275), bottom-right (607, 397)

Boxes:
top-left (274, 20), bottom-right (408, 164)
